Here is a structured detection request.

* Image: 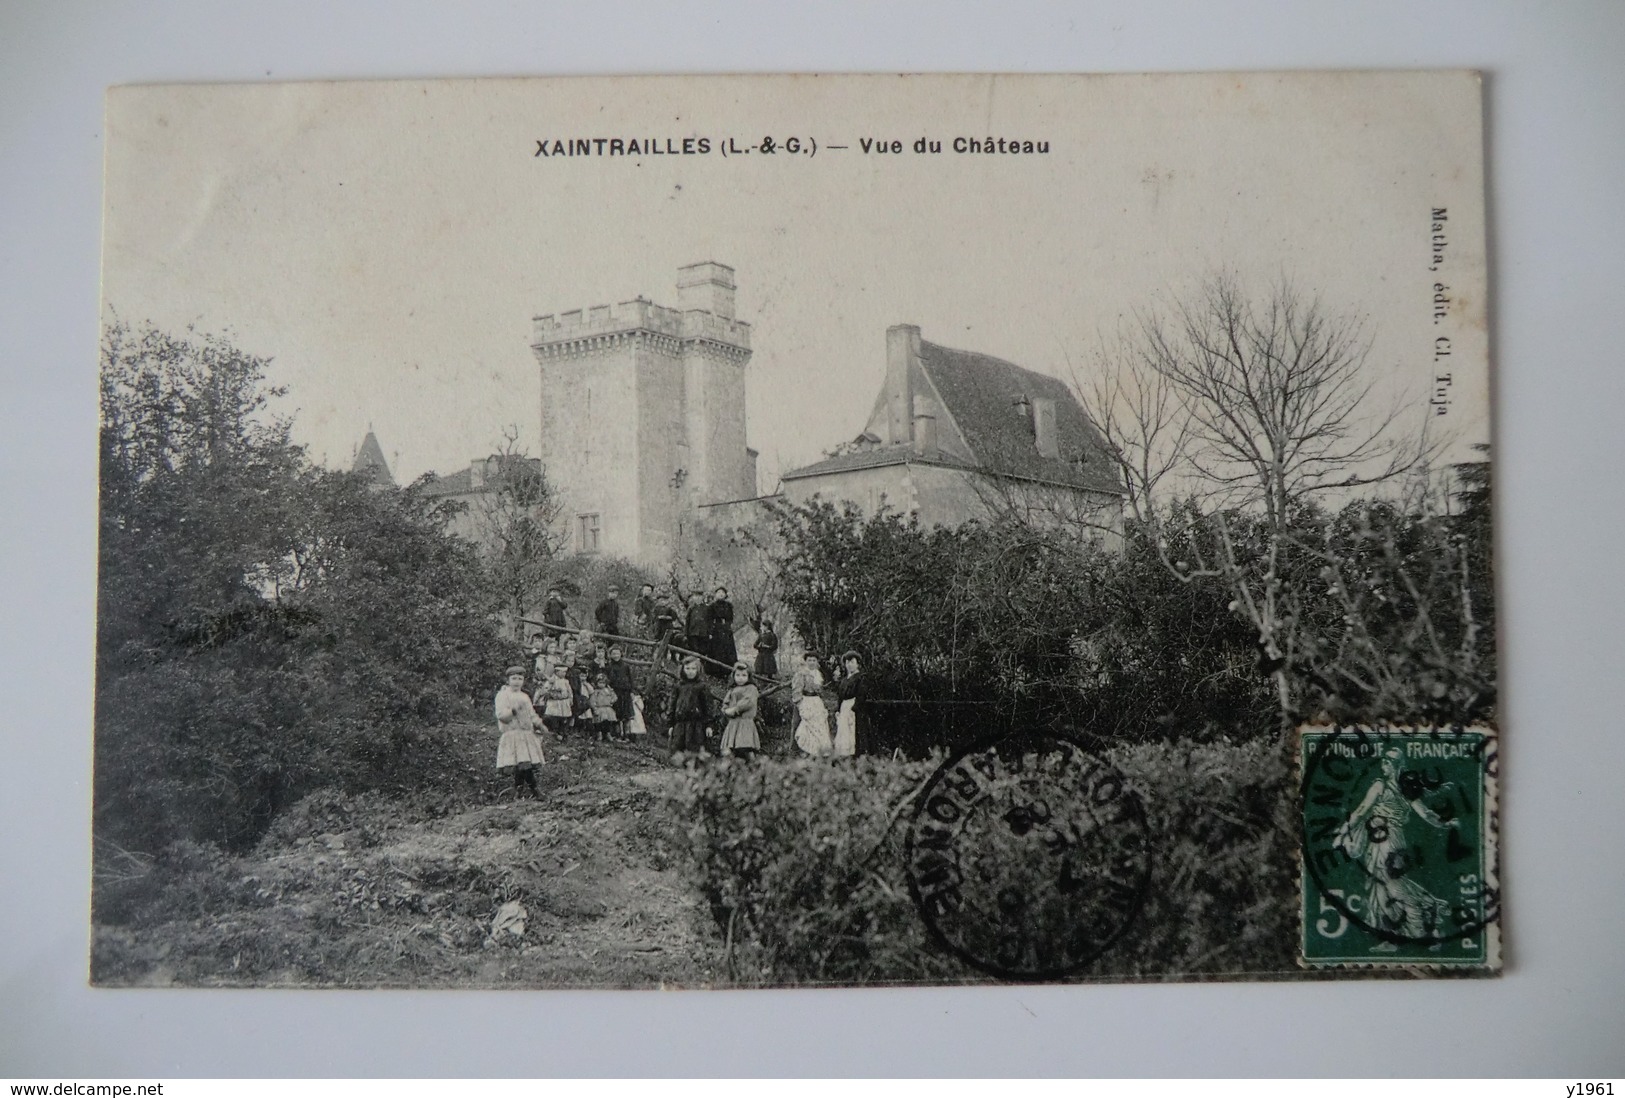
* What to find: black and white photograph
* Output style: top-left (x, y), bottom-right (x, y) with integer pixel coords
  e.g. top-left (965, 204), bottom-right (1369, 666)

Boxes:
top-left (90, 72), bottom-right (1495, 989)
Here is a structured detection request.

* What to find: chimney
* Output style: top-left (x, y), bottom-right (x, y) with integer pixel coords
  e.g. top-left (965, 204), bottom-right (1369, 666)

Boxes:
top-left (886, 324), bottom-right (921, 445)
top-left (1032, 397), bottom-right (1059, 459)
top-left (912, 394), bottom-right (938, 459)
top-left (469, 457), bottom-right (486, 489)
top-left (676, 261), bottom-right (737, 320)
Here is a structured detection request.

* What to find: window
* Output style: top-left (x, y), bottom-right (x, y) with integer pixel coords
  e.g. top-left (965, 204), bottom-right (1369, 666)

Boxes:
top-left (576, 512), bottom-right (601, 553)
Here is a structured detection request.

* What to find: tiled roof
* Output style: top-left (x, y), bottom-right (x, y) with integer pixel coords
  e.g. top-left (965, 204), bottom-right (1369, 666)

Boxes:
top-left (781, 336), bottom-right (1124, 495)
top-left (419, 468), bottom-right (473, 497)
top-left (420, 456), bottom-right (543, 498)
top-left (918, 340), bottom-right (1123, 495)
top-left (781, 445), bottom-right (974, 480)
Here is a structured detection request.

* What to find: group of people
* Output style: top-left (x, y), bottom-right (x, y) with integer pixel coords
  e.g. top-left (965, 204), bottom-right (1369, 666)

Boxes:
top-left (787, 649), bottom-right (866, 758)
top-left (540, 582), bottom-right (782, 679)
top-left (491, 582), bottom-right (869, 794)
top-left (491, 633), bottom-right (651, 798)
top-left (533, 634), bottom-right (644, 739)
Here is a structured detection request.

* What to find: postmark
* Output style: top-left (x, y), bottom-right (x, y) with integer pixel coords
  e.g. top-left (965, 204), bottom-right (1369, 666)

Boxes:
top-left (904, 730), bottom-right (1152, 981)
top-left (1299, 726), bottom-right (1500, 967)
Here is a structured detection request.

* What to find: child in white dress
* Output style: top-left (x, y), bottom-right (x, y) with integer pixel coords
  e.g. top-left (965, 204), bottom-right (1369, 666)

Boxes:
top-left (495, 665), bottom-right (546, 797)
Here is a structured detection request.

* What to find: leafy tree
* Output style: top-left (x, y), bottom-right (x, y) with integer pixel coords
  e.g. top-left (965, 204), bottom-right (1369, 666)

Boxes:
top-left (96, 321), bottom-right (510, 852)
top-left (764, 497), bottom-right (1274, 750)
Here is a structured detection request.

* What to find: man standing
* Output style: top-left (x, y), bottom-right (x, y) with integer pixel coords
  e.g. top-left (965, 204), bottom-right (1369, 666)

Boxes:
top-left (595, 584), bottom-right (622, 638)
top-left (542, 587), bottom-right (569, 630)
top-left (652, 595), bottom-right (678, 644)
top-left (633, 582), bottom-right (656, 638)
top-left (683, 593), bottom-right (711, 663)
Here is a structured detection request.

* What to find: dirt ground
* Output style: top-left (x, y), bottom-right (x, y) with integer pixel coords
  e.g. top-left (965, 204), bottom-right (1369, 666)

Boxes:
top-left (91, 728), bottom-right (732, 988)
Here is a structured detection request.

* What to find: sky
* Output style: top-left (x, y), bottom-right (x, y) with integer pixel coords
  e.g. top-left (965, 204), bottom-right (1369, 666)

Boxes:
top-left (100, 72), bottom-right (1490, 491)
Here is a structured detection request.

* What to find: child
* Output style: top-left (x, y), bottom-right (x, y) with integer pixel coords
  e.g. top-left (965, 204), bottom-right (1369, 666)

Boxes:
top-left (720, 662), bottom-right (762, 761)
top-left (604, 644), bottom-right (636, 739)
top-left (588, 672), bottom-right (619, 742)
top-left (666, 657), bottom-right (714, 762)
top-left (753, 618), bottom-right (780, 679)
top-left (539, 664), bottom-right (575, 735)
top-left (494, 665), bottom-right (545, 798)
top-left (791, 651), bottom-right (833, 757)
top-left (568, 648), bottom-right (594, 731)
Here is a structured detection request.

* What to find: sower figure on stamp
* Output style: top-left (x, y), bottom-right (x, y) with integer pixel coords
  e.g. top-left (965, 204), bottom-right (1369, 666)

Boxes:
top-left (833, 650), bottom-right (867, 757)
top-left (495, 665), bottom-right (545, 798)
top-left (1333, 746), bottom-right (1457, 949)
top-left (791, 651), bottom-right (832, 757)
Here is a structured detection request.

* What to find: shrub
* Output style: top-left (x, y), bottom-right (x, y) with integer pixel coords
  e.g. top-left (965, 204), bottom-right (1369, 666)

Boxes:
top-left (95, 321), bottom-right (515, 854)
top-left (669, 738), bottom-right (1297, 985)
top-left (764, 498), bottom-right (1277, 752)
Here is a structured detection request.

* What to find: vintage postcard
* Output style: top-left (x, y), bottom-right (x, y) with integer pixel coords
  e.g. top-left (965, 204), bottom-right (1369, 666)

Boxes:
top-left (93, 72), bottom-right (1495, 986)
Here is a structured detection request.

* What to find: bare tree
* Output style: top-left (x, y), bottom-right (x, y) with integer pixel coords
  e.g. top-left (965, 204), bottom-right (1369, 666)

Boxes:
top-left (1071, 325), bottom-right (1192, 527)
top-left (472, 425), bottom-right (565, 640)
top-left (1145, 274), bottom-right (1429, 522)
top-left (1079, 273), bottom-right (1442, 724)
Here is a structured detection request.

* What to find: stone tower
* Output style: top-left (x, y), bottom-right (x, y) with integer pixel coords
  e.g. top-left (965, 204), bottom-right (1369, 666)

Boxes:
top-left (531, 262), bottom-right (755, 563)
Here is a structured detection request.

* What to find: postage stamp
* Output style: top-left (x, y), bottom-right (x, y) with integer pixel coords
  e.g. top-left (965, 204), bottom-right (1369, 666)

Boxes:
top-left (905, 731), bottom-right (1152, 981)
top-left (1299, 726), bottom-right (1500, 968)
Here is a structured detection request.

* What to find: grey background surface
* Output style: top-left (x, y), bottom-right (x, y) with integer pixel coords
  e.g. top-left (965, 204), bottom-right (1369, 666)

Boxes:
top-left (2, 0), bottom-right (1622, 1077)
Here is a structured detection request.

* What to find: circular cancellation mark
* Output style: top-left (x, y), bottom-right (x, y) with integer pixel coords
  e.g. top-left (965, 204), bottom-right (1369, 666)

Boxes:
top-left (904, 730), bottom-right (1152, 981)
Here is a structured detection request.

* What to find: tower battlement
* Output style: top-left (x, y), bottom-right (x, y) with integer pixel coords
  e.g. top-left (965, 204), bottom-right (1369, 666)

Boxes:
top-left (532, 277), bottom-right (751, 356)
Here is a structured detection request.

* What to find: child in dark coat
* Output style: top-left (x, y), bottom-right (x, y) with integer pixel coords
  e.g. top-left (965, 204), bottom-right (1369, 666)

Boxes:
top-left (604, 644), bottom-right (636, 739)
top-left (666, 657), bottom-right (715, 761)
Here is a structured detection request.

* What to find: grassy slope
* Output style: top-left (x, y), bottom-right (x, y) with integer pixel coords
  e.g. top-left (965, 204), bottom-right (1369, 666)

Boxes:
top-left (91, 725), bottom-right (727, 989)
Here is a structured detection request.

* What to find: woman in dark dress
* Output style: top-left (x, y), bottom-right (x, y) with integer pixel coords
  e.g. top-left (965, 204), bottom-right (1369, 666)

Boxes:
top-left (752, 618), bottom-right (780, 679)
top-left (833, 650), bottom-right (866, 756)
top-left (709, 586), bottom-right (738, 672)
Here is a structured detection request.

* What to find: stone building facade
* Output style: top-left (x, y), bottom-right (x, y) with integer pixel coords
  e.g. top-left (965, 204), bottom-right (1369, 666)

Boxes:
top-left (531, 262), bottom-right (759, 564)
top-left (420, 453), bottom-right (546, 546)
top-left (780, 325), bottom-right (1125, 545)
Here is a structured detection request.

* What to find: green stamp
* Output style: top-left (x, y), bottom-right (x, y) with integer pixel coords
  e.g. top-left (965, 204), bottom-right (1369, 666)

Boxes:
top-left (1299, 727), bottom-right (1500, 968)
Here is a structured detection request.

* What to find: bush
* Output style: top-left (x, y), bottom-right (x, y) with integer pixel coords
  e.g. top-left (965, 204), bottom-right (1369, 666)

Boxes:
top-left (669, 738), bottom-right (1297, 985)
top-left (765, 498), bottom-right (1277, 750)
top-left (671, 755), bottom-right (961, 985)
top-left (95, 321), bottom-right (515, 854)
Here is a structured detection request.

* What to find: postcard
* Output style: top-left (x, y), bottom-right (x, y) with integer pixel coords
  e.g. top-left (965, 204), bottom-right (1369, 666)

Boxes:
top-left (94, 72), bottom-right (1495, 986)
